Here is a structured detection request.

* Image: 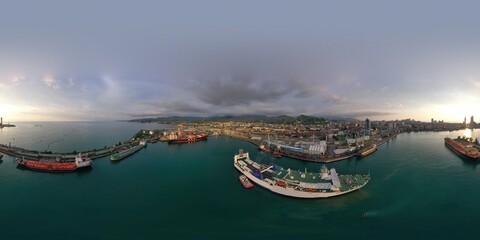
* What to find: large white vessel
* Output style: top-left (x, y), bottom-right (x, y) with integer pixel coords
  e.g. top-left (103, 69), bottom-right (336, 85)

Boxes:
top-left (234, 150), bottom-right (370, 198)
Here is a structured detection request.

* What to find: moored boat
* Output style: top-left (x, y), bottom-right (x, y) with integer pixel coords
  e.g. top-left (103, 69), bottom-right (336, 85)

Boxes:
top-left (16, 154), bottom-right (92, 172)
top-left (259, 144), bottom-right (281, 158)
top-left (233, 150), bottom-right (370, 198)
top-left (239, 175), bottom-right (254, 189)
top-left (167, 133), bottom-right (208, 144)
top-left (110, 141), bottom-right (146, 161)
top-left (357, 144), bottom-right (377, 158)
top-left (444, 137), bottom-right (480, 160)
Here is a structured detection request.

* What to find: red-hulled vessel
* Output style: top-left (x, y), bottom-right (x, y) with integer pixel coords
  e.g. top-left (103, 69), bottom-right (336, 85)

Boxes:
top-left (444, 137), bottom-right (480, 160)
top-left (258, 144), bottom-right (282, 158)
top-left (167, 133), bottom-right (208, 144)
top-left (16, 154), bottom-right (92, 172)
top-left (239, 175), bottom-right (254, 189)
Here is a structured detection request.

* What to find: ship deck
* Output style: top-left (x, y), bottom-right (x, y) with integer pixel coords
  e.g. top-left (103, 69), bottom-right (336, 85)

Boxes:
top-left (275, 168), bottom-right (325, 183)
top-left (241, 160), bottom-right (369, 192)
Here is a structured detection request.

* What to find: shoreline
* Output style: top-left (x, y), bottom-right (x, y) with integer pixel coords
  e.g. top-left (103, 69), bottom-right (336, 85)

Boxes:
top-left (0, 127), bottom-right (396, 164)
top-left (219, 132), bottom-right (399, 163)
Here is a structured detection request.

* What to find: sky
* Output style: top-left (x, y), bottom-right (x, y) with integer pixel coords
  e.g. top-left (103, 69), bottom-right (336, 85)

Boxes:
top-left (1, 0), bottom-right (480, 122)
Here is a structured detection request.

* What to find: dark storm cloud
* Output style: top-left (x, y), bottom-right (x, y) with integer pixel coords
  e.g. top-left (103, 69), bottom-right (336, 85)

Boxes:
top-left (336, 111), bottom-right (396, 118)
top-left (135, 100), bottom-right (209, 116)
top-left (323, 95), bottom-right (352, 105)
top-left (186, 74), bottom-right (321, 107)
top-left (2, 0), bottom-right (480, 121)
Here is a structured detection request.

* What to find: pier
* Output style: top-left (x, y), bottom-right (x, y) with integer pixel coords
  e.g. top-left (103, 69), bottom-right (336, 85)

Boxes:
top-left (0, 129), bottom-right (158, 160)
top-left (0, 117), bottom-right (16, 128)
top-left (0, 128), bottom-right (177, 161)
top-left (0, 141), bottom-right (137, 160)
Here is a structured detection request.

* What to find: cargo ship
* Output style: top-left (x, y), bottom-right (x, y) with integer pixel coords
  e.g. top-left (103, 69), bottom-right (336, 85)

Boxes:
top-left (239, 175), bottom-right (254, 189)
top-left (110, 141), bottom-right (146, 161)
top-left (233, 150), bottom-right (370, 198)
top-left (167, 133), bottom-right (208, 144)
top-left (357, 144), bottom-right (377, 158)
top-left (16, 154), bottom-right (92, 172)
top-left (444, 137), bottom-right (480, 160)
top-left (258, 144), bottom-right (281, 158)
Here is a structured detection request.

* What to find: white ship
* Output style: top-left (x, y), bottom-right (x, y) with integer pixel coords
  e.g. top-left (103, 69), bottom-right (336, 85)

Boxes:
top-left (233, 150), bottom-right (370, 198)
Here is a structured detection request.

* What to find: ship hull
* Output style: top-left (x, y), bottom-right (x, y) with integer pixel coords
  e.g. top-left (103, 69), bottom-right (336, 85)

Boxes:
top-left (444, 138), bottom-right (480, 161)
top-left (234, 152), bottom-right (369, 198)
top-left (168, 135), bottom-right (208, 144)
top-left (239, 175), bottom-right (254, 189)
top-left (16, 159), bottom-right (91, 172)
top-left (234, 164), bottom-right (368, 198)
top-left (357, 144), bottom-right (377, 158)
top-left (110, 143), bottom-right (146, 161)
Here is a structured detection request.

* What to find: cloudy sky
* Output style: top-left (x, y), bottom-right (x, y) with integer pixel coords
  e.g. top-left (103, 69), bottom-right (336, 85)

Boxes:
top-left (1, 0), bottom-right (480, 122)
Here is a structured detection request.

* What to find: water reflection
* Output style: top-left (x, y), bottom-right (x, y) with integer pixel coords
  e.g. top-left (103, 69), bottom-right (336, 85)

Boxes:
top-left (463, 128), bottom-right (473, 139)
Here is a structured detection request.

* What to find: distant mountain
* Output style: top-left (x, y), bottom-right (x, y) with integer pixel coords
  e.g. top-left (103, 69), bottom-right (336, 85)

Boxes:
top-left (263, 115), bottom-right (327, 124)
top-left (129, 114), bottom-right (328, 124)
top-left (128, 116), bottom-right (204, 123)
top-left (206, 114), bottom-right (269, 121)
top-left (320, 115), bottom-right (361, 122)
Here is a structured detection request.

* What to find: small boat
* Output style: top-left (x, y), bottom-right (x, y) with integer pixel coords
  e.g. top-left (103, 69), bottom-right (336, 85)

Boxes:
top-left (363, 211), bottom-right (378, 218)
top-left (239, 175), bottom-right (254, 189)
top-left (0, 153), bottom-right (3, 160)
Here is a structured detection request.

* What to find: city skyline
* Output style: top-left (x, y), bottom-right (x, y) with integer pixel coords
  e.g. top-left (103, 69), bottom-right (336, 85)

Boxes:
top-left (1, 1), bottom-right (480, 122)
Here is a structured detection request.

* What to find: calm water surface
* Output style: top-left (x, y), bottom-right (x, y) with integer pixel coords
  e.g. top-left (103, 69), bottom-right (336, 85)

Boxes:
top-left (1, 123), bottom-right (479, 239)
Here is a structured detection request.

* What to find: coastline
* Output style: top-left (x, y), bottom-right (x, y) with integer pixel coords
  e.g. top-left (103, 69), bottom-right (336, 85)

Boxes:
top-left (218, 131), bottom-right (399, 163)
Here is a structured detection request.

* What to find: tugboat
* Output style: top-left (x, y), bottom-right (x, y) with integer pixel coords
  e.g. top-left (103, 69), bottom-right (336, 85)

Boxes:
top-left (16, 154), bottom-right (92, 172)
top-left (239, 174), bottom-right (254, 189)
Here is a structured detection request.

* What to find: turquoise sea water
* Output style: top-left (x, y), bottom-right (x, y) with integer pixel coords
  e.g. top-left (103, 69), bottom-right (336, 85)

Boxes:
top-left (1, 122), bottom-right (479, 239)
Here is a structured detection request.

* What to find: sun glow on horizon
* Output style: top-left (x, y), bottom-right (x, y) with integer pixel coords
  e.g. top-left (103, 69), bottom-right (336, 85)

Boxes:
top-left (463, 128), bottom-right (472, 138)
top-left (432, 98), bottom-right (480, 123)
